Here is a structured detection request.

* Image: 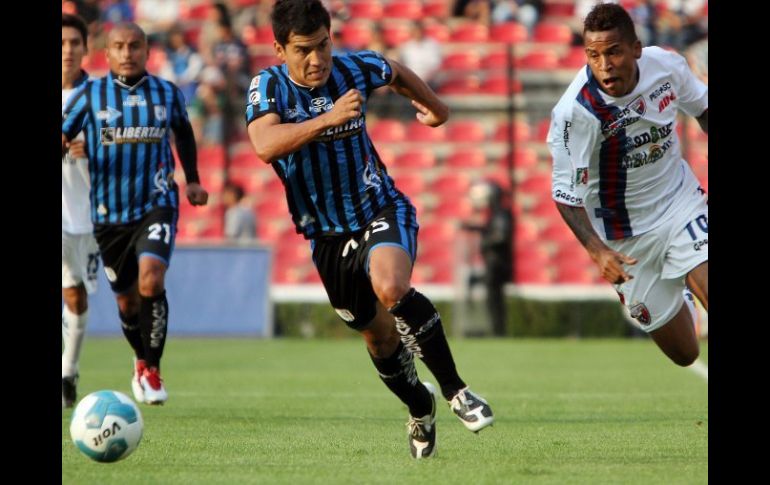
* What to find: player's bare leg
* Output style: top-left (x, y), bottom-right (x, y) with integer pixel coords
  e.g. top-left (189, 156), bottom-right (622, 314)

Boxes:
top-left (62, 284), bottom-right (88, 407)
top-left (369, 246), bottom-right (494, 432)
top-left (135, 255), bottom-right (169, 404)
top-left (686, 261), bottom-right (708, 310)
top-left (649, 302), bottom-right (700, 367)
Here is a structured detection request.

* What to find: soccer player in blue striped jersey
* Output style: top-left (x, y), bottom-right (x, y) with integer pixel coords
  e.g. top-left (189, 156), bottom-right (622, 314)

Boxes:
top-left (246, 0), bottom-right (493, 459)
top-left (62, 23), bottom-right (209, 405)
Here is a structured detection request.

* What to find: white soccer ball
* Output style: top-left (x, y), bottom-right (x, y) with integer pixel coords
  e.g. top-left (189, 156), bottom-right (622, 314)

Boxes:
top-left (69, 390), bottom-right (144, 462)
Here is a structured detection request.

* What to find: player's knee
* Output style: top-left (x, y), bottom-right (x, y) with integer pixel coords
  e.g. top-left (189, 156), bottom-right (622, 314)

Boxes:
top-left (373, 279), bottom-right (411, 308)
top-left (366, 331), bottom-right (401, 359)
top-left (116, 294), bottom-right (139, 317)
top-left (138, 270), bottom-right (165, 296)
top-left (62, 286), bottom-right (88, 314)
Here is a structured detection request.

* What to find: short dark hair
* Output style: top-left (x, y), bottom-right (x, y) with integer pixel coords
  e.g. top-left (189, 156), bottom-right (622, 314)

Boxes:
top-left (224, 181), bottom-right (245, 201)
top-left (583, 3), bottom-right (638, 44)
top-left (271, 0), bottom-right (331, 46)
top-left (62, 13), bottom-right (88, 48)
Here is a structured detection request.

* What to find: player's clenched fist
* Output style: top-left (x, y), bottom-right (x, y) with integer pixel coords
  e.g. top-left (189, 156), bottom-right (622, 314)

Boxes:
top-left (326, 89), bottom-right (363, 127)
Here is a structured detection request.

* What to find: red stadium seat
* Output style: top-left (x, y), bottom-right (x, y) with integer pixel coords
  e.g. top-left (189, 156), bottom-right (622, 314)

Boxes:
top-left (533, 23), bottom-right (573, 44)
top-left (382, 22), bottom-right (412, 47)
top-left (493, 120), bottom-right (531, 142)
top-left (560, 47), bottom-right (588, 69)
top-left (446, 120), bottom-right (486, 143)
top-left (405, 120), bottom-right (446, 142)
top-left (450, 22), bottom-right (489, 42)
top-left (554, 263), bottom-right (596, 284)
top-left (198, 145), bottom-right (226, 169)
top-left (374, 146), bottom-right (395, 166)
top-left (514, 219), bottom-right (540, 243)
top-left (439, 76), bottom-right (481, 95)
top-left (478, 75), bottom-right (522, 95)
top-left (431, 173), bottom-right (471, 194)
top-left (393, 149), bottom-right (437, 169)
top-left (536, 118), bottom-right (552, 142)
top-left (198, 169), bottom-right (226, 193)
top-left (419, 221), bottom-right (458, 245)
top-left (514, 261), bottom-right (552, 284)
top-left (262, 176), bottom-right (286, 197)
top-left (384, 0), bottom-right (423, 19)
top-left (422, 0), bottom-right (451, 18)
top-left (540, 222), bottom-right (575, 245)
top-left (432, 198), bottom-right (474, 219)
top-left (497, 148), bottom-right (539, 171)
top-left (255, 197), bottom-right (290, 219)
top-left (423, 21), bottom-right (450, 42)
top-left (369, 119), bottom-right (406, 143)
top-left (518, 174), bottom-right (551, 195)
top-left (341, 22), bottom-right (373, 50)
top-left (444, 148), bottom-right (487, 169)
top-left (543, 2), bottom-right (575, 17)
top-left (481, 50), bottom-right (511, 70)
top-left (348, 0), bottom-right (383, 20)
top-left (441, 52), bottom-right (481, 71)
top-left (517, 50), bottom-right (560, 70)
top-left (256, 25), bottom-right (275, 44)
top-left (428, 264), bottom-right (455, 284)
top-left (490, 22), bottom-right (529, 43)
top-left (391, 173), bottom-right (427, 194)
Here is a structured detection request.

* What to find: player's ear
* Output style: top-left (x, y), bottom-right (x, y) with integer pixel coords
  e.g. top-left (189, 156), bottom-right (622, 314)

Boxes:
top-left (633, 39), bottom-right (642, 59)
top-left (274, 40), bottom-right (285, 62)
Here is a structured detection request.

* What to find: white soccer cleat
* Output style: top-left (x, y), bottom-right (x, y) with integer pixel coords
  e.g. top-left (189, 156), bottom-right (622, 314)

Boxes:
top-left (407, 382), bottom-right (437, 459)
top-left (449, 387), bottom-right (494, 433)
top-left (131, 358), bottom-right (147, 403)
top-left (140, 366), bottom-right (168, 405)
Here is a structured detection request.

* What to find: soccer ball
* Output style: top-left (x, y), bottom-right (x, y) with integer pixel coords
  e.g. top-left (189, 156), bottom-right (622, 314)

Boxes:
top-left (69, 390), bottom-right (144, 462)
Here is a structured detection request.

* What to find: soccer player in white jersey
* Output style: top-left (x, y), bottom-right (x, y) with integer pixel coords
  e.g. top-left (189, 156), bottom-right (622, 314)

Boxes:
top-left (547, 3), bottom-right (708, 366)
top-left (62, 14), bottom-right (99, 407)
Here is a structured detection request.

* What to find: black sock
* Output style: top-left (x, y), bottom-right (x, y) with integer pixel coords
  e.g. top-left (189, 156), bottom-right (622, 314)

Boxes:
top-left (139, 291), bottom-right (168, 369)
top-left (389, 289), bottom-right (466, 400)
top-left (119, 310), bottom-right (144, 360)
top-left (369, 342), bottom-right (433, 417)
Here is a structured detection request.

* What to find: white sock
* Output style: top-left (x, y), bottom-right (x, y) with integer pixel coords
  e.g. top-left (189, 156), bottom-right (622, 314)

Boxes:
top-left (62, 306), bottom-right (88, 378)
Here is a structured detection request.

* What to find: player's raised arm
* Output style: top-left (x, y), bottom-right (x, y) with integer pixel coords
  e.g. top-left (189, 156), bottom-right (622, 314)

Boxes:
top-left (386, 58), bottom-right (449, 127)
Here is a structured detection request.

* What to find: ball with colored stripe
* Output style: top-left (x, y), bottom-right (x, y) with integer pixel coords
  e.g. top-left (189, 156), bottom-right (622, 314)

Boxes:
top-left (69, 390), bottom-right (144, 462)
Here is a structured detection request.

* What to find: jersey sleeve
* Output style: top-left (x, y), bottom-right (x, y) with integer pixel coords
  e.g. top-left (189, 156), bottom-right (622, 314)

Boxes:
top-left (347, 50), bottom-right (393, 94)
top-left (548, 103), bottom-right (598, 207)
top-left (61, 84), bottom-right (91, 140)
top-left (669, 50), bottom-right (708, 117)
top-left (245, 69), bottom-right (280, 125)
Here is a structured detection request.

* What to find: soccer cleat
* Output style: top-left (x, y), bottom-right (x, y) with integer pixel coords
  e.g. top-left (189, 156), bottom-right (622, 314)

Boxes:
top-left (406, 382), bottom-right (437, 459)
top-left (449, 387), bottom-right (494, 433)
top-left (140, 366), bottom-right (168, 405)
top-left (62, 374), bottom-right (78, 408)
top-left (131, 358), bottom-right (147, 403)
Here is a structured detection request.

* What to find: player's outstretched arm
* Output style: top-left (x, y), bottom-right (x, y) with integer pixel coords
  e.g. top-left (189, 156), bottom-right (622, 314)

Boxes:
top-left (696, 108), bottom-right (708, 134)
top-left (248, 90), bottom-right (363, 163)
top-left (556, 202), bottom-right (637, 284)
top-left (387, 58), bottom-right (449, 127)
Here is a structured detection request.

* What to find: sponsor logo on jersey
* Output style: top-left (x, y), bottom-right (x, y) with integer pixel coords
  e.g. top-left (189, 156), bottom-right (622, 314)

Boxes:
top-left (316, 116), bottom-right (364, 141)
top-left (553, 189), bottom-right (583, 205)
top-left (249, 91), bottom-right (261, 105)
top-left (563, 120), bottom-right (572, 156)
top-left (620, 139), bottom-right (674, 169)
top-left (309, 96), bottom-right (333, 113)
top-left (648, 81), bottom-right (672, 101)
top-left (623, 122), bottom-right (674, 150)
top-left (154, 106), bottom-right (167, 121)
top-left (658, 92), bottom-right (677, 112)
top-left (249, 75), bottom-right (261, 90)
top-left (575, 167), bottom-right (589, 185)
top-left (693, 238), bottom-right (708, 251)
top-left (124, 95), bottom-right (147, 107)
top-left (628, 95), bottom-right (646, 116)
top-left (299, 213), bottom-right (316, 228)
top-left (96, 106), bottom-right (122, 123)
top-left (629, 302), bottom-right (651, 326)
top-left (601, 96), bottom-right (647, 138)
top-left (100, 126), bottom-right (167, 145)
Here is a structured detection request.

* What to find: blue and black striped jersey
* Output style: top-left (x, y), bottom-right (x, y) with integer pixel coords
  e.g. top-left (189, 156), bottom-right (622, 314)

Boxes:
top-left (62, 72), bottom-right (187, 225)
top-left (245, 50), bottom-right (416, 239)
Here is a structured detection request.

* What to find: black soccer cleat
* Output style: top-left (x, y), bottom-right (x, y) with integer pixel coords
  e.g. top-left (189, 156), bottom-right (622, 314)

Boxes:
top-left (62, 375), bottom-right (78, 408)
top-left (407, 382), bottom-right (438, 459)
top-left (449, 387), bottom-right (494, 433)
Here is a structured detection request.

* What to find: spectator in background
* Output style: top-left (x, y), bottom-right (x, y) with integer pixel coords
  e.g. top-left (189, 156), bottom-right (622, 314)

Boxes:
top-left (101, 0), bottom-right (134, 26)
top-left (222, 181), bottom-right (257, 241)
top-left (460, 180), bottom-right (513, 337)
top-left (686, 34), bottom-right (707, 83)
top-left (453, 0), bottom-right (492, 25)
top-left (212, 15), bottom-right (252, 142)
top-left (135, 0), bottom-right (179, 45)
top-left (160, 25), bottom-right (205, 105)
top-left (199, 2), bottom-right (231, 64)
top-left (399, 22), bottom-right (443, 90)
top-left (189, 66), bottom-right (227, 147)
top-left (491, 1), bottom-right (544, 35)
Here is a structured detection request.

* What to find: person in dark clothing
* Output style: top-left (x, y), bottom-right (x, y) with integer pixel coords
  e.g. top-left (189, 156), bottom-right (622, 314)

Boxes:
top-left (461, 180), bottom-right (513, 336)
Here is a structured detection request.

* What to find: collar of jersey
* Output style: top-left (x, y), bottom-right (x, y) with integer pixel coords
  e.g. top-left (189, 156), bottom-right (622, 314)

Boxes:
top-left (284, 65), bottom-right (318, 91)
top-left (72, 70), bottom-right (89, 88)
top-left (109, 71), bottom-right (149, 92)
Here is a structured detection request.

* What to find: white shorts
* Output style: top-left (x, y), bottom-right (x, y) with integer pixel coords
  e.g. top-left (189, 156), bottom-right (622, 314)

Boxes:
top-left (609, 187), bottom-right (708, 333)
top-left (62, 231), bottom-right (100, 294)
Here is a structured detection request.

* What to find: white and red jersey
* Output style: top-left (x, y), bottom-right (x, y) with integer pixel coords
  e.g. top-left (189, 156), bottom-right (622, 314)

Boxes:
top-left (548, 46), bottom-right (708, 241)
top-left (62, 72), bottom-right (92, 234)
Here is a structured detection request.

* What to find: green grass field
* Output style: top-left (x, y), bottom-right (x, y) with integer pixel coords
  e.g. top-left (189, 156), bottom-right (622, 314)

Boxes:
top-left (62, 338), bottom-right (708, 484)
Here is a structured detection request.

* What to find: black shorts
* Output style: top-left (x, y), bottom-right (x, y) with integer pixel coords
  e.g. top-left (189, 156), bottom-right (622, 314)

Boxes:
top-left (311, 205), bottom-right (418, 330)
top-left (93, 207), bottom-right (178, 293)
